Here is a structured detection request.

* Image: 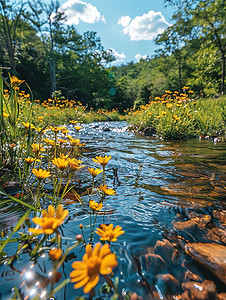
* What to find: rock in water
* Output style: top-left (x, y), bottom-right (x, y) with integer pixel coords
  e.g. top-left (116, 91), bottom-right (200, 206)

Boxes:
top-left (102, 127), bottom-right (111, 131)
top-left (184, 243), bottom-right (226, 285)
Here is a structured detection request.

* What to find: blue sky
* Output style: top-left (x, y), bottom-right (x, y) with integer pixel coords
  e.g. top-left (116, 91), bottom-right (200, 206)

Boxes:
top-left (57, 0), bottom-right (174, 65)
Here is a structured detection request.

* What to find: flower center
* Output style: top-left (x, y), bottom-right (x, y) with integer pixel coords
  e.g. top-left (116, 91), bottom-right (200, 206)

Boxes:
top-left (106, 231), bottom-right (115, 240)
top-left (87, 256), bottom-right (101, 275)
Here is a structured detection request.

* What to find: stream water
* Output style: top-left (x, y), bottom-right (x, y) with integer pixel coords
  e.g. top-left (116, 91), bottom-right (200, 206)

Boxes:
top-left (0, 121), bottom-right (225, 299)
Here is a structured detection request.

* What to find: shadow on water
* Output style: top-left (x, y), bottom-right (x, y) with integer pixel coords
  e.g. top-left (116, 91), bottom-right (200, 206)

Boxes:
top-left (0, 121), bottom-right (225, 299)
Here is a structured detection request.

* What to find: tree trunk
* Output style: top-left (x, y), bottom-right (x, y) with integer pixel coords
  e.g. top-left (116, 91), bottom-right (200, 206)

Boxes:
top-left (178, 58), bottom-right (182, 92)
top-left (49, 59), bottom-right (56, 94)
top-left (221, 52), bottom-right (225, 95)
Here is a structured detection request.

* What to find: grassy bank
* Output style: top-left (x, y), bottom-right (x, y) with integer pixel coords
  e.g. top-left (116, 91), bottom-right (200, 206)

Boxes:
top-left (127, 88), bottom-right (226, 140)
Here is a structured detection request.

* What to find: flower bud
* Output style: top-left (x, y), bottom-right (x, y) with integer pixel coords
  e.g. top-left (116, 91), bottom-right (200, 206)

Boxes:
top-left (76, 234), bottom-right (83, 242)
top-left (49, 248), bottom-right (62, 260)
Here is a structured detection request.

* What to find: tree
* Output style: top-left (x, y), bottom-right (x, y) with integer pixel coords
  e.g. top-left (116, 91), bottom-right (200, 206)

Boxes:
top-left (155, 12), bottom-right (192, 91)
top-left (164, 0), bottom-right (225, 94)
top-left (26, 0), bottom-right (66, 93)
top-left (0, 0), bottom-right (26, 72)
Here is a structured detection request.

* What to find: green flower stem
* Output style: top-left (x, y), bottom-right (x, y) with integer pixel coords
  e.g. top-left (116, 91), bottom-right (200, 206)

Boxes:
top-left (103, 275), bottom-right (119, 296)
top-left (19, 163), bottom-right (30, 198)
top-left (103, 166), bottom-right (105, 185)
top-left (54, 132), bottom-right (57, 158)
top-left (90, 212), bottom-right (97, 244)
top-left (31, 234), bottom-right (47, 257)
top-left (35, 180), bottom-right (41, 213)
top-left (59, 171), bottom-right (74, 203)
top-left (56, 241), bottom-right (80, 270)
top-left (56, 171), bottom-right (63, 206)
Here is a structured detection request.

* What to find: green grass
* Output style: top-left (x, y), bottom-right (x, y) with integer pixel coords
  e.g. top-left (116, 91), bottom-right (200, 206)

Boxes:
top-left (127, 91), bottom-right (226, 140)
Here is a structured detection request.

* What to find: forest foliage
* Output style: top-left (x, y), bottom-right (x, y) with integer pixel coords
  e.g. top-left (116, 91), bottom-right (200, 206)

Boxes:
top-left (0, 0), bottom-right (225, 111)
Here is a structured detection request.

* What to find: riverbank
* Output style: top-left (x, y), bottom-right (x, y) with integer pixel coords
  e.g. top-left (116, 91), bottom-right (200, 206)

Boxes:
top-left (127, 90), bottom-right (225, 140)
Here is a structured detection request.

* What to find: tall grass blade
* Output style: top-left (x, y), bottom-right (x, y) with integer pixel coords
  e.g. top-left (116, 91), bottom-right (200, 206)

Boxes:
top-left (0, 208), bottom-right (31, 255)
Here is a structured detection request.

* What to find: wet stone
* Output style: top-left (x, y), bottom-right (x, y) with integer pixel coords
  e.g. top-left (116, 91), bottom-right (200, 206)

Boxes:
top-left (142, 127), bottom-right (157, 136)
top-left (213, 210), bottom-right (226, 224)
top-left (102, 127), bottom-right (111, 131)
top-left (140, 253), bottom-right (166, 275)
top-left (130, 293), bottom-right (143, 300)
top-left (173, 215), bottom-right (211, 230)
top-left (184, 270), bottom-right (203, 283)
top-left (206, 227), bottom-right (226, 244)
top-left (184, 243), bottom-right (226, 285)
top-left (181, 280), bottom-right (217, 300)
top-left (154, 239), bottom-right (176, 265)
top-left (155, 273), bottom-right (180, 293)
top-left (217, 293), bottom-right (226, 300)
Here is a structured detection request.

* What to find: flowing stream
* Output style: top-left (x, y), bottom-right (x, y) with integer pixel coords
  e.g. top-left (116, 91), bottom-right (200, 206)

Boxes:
top-left (0, 121), bottom-right (225, 299)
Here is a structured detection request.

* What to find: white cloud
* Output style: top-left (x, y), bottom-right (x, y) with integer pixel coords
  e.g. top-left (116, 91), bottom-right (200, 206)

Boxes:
top-left (109, 48), bottom-right (126, 64)
top-left (118, 16), bottom-right (131, 27)
top-left (135, 53), bottom-right (148, 62)
top-left (61, 0), bottom-right (105, 25)
top-left (119, 10), bottom-right (171, 41)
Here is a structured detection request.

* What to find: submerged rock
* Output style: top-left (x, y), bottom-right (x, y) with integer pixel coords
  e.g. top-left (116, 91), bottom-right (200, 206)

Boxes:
top-left (206, 227), bottom-right (226, 244)
top-left (154, 239), bottom-right (176, 265)
top-left (140, 253), bottom-right (166, 274)
top-left (184, 243), bottom-right (226, 285)
top-left (184, 271), bottom-right (202, 283)
top-left (155, 273), bottom-right (180, 293)
top-left (173, 215), bottom-right (211, 230)
top-left (142, 127), bottom-right (157, 136)
top-left (181, 280), bottom-right (217, 300)
top-left (213, 210), bottom-right (226, 225)
top-left (102, 127), bottom-right (111, 131)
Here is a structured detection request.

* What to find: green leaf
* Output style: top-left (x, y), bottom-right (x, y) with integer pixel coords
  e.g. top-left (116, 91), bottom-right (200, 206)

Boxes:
top-left (0, 188), bottom-right (38, 211)
top-left (0, 209), bottom-right (31, 255)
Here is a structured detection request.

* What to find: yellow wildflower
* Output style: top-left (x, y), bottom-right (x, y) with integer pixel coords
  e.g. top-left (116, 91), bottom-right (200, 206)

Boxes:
top-left (58, 138), bottom-right (67, 144)
top-left (70, 243), bottom-right (118, 293)
top-left (166, 103), bottom-right (173, 109)
top-left (95, 224), bottom-right (124, 242)
top-left (68, 158), bottom-right (85, 170)
top-left (49, 126), bottom-right (61, 133)
top-left (61, 128), bottom-right (69, 135)
top-left (88, 167), bottom-right (103, 177)
top-left (89, 200), bottom-right (103, 211)
top-left (22, 122), bottom-right (35, 129)
top-left (29, 205), bottom-right (68, 235)
top-left (98, 185), bottom-right (116, 195)
top-left (43, 138), bottom-right (55, 146)
top-left (25, 157), bottom-right (35, 164)
top-left (10, 76), bottom-right (25, 86)
top-left (69, 138), bottom-right (81, 146)
top-left (32, 168), bottom-right (51, 179)
top-left (52, 157), bottom-right (69, 170)
top-left (92, 155), bottom-right (112, 167)
top-left (35, 127), bottom-right (47, 134)
top-left (31, 143), bottom-right (45, 153)
top-left (74, 126), bottom-right (82, 131)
